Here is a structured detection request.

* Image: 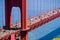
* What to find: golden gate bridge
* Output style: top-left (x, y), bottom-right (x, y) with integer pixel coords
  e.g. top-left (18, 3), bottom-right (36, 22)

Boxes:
top-left (0, 0), bottom-right (60, 40)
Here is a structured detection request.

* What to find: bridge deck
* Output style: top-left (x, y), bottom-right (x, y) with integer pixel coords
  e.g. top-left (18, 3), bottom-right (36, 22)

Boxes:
top-left (0, 9), bottom-right (60, 40)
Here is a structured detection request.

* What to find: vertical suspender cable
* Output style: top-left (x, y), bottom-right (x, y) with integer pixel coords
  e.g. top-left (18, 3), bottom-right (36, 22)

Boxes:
top-left (55, 0), bottom-right (56, 9)
top-left (30, 0), bottom-right (34, 29)
top-left (37, 0), bottom-right (38, 15)
top-left (33, 0), bottom-right (34, 14)
top-left (33, 0), bottom-right (35, 17)
top-left (1, 1), bottom-right (3, 28)
top-left (2, 6), bottom-right (3, 29)
top-left (33, 0), bottom-right (34, 22)
top-left (40, 0), bottom-right (42, 13)
top-left (39, 0), bottom-right (40, 13)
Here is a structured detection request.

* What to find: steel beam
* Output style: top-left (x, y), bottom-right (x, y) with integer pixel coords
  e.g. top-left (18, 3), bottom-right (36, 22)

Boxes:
top-left (21, 0), bottom-right (28, 40)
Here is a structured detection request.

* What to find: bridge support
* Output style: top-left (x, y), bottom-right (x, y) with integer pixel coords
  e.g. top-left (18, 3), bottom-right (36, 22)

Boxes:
top-left (5, 0), bottom-right (28, 40)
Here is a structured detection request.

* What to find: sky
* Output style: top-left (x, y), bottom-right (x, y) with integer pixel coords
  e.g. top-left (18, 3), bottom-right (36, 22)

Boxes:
top-left (0, 0), bottom-right (60, 40)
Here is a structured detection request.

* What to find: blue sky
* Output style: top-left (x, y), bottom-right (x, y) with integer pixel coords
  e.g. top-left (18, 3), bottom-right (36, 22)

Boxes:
top-left (0, 0), bottom-right (60, 40)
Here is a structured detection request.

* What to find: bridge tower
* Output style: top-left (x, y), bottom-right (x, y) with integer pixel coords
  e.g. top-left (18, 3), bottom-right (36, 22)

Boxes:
top-left (5, 0), bottom-right (28, 40)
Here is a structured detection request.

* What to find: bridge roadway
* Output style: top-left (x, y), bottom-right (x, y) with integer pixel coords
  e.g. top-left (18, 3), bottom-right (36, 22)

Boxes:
top-left (0, 8), bottom-right (60, 40)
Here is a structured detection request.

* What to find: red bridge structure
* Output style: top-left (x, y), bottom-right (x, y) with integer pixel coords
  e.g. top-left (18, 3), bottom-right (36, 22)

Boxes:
top-left (0, 0), bottom-right (60, 40)
top-left (5, 0), bottom-right (28, 40)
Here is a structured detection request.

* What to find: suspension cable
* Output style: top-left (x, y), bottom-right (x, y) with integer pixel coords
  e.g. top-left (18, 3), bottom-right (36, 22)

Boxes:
top-left (40, 0), bottom-right (42, 13)
top-left (33, 0), bottom-right (34, 14)
top-left (2, 8), bottom-right (3, 29)
top-left (29, 0), bottom-right (34, 29)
